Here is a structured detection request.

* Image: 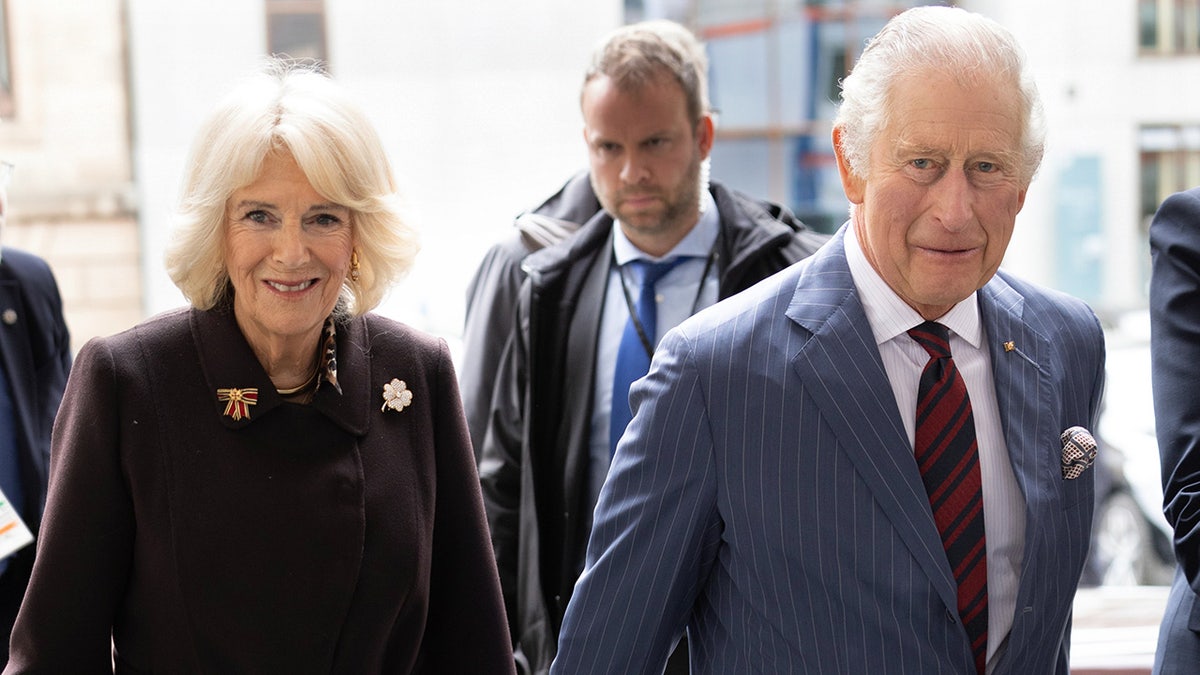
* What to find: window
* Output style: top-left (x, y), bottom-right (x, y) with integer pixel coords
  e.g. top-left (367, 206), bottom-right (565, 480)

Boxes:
top-left (1139, 0), bottom-right (1200, 54)
top-left (266, 0), bottom-right (328, 64)
top-left (1139, 125), bottom-right (1200, 287)
top-left (1140, 125), bottom-right (1200, 224)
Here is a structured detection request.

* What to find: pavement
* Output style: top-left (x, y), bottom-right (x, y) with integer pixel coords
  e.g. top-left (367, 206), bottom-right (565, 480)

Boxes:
top-left (1071, 585), bottom-right (1169, 674)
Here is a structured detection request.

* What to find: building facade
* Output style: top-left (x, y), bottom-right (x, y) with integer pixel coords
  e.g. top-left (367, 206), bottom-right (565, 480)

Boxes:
top-left (1, 0), bottom-right (1195, 350)
top-left (636, 0), bottom-right (1200, 319)
top-left (0, 0), bottom-right (139, 352)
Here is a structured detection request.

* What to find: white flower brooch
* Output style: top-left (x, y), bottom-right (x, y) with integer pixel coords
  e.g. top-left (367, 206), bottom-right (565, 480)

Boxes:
top-left (381, 378), bottom-right (414, 413)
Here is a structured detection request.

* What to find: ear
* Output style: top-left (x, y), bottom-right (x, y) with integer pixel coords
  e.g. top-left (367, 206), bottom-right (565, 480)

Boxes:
top-left (696, 114), bottom-right (715, 160)
top-left (832, 126), bottom-right (866, 205)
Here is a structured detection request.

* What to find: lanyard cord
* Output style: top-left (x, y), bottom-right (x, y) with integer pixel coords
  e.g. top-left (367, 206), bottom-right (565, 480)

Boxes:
top-left (614, 240), bottom-right (719, 358)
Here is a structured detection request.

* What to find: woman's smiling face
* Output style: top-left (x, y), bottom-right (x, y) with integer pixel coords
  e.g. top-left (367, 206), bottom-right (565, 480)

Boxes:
top-left (224, 150), bottom-right (354, 354)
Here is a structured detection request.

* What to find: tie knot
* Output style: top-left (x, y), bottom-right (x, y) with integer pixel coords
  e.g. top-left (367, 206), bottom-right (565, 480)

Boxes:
top-left (633, 257), bottom-right (688, 288)
top-left (907, 321), bottom-right (951, 359)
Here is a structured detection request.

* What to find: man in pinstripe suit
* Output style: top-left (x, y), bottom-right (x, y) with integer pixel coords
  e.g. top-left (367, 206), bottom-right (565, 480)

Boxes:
top-left (552, 7), bottom-right (1105, 675)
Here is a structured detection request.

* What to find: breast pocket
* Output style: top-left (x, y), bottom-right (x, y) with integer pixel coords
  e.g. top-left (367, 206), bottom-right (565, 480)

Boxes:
top-left (1058, 466), bottom-right (1095, 509)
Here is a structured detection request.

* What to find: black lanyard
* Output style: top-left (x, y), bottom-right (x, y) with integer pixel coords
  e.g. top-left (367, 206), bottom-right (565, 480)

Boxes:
top-left (614, 244), bottom-right (718, 358)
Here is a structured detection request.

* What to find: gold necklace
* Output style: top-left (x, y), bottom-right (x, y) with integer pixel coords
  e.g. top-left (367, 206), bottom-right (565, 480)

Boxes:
top-left (276, 367), bottom-right (319, 396)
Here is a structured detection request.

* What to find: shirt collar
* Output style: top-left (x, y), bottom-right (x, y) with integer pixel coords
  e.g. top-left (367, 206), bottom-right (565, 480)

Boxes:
top-left (844, 223), bottom-right (982, 349)
top-left (611, 189), bottom-right (719, 265)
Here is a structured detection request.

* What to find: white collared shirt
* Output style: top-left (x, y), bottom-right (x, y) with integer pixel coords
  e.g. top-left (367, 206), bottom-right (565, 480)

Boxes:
top-left (586, 191), bottom-right (721, 532)
top-left (844, 224), bottom-right (1026, 671)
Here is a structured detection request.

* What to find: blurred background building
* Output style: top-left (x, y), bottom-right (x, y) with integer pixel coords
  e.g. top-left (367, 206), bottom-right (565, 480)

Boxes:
top-left (0, 0), bottom-right (139, 350)
top-left (2, 0), bottom-right (1195, 344)
top-left (4, 0), bottom-right (1195, 347)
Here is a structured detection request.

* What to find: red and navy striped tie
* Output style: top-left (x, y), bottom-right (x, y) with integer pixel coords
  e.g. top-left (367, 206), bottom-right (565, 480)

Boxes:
top-left (908, 321), bottom-right (988, 674)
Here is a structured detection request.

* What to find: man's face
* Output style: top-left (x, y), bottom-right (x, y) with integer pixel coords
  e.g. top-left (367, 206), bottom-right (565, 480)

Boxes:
top-left (836, 69), bottom-right (1029, 320)
top-left (581, 72), bottom-right (713, 256)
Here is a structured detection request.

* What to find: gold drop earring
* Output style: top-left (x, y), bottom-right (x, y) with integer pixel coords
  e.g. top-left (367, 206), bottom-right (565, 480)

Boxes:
top-left (350, 249), bottom-right (361, 282)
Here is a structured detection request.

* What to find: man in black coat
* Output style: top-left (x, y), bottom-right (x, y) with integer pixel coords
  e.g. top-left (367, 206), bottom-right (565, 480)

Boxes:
top-left (464, 21), bottom-right (827, 674)
top-left (460, 170), bottom-right (597, 458)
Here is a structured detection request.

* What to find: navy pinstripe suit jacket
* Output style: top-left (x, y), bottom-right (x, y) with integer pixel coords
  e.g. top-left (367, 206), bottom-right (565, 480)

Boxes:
top-left (552, 226), bottom-right (1105, 675)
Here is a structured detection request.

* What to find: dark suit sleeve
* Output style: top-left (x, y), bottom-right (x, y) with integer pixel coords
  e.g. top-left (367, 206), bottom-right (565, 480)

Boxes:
top-left (1150, 188), bottom-right (1200, 595)
top-left (552, 327), bottom-right (721, 675)
top-left (7, 338), bottom-right (133, 673)
top-left (460, 236), bottom-right (531, 460)
top-left (421, 338), bottom-right (516, 673)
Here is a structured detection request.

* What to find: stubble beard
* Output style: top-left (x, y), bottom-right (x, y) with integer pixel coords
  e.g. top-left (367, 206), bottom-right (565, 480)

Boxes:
top-left (610, 154), bottom-right (707, 243)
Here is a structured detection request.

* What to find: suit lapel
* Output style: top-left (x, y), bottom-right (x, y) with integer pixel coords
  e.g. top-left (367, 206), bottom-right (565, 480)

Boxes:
top-left (785, 230), bottom-right (959, 612)
top-left (978, 276), bottom-right (1058, 642)
top-left (979, 276), bottom-right (1053, 516)
top-left (560, 230), bottom-right (612, 525)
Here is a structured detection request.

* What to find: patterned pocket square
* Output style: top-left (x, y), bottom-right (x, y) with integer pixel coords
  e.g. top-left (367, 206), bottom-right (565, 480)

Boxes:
top-left (1060, 426), bottom-right (1098, 479)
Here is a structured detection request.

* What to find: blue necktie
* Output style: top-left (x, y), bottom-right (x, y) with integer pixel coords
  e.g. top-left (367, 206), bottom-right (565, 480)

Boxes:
top-left (609, 257), bottom-right (687, 457)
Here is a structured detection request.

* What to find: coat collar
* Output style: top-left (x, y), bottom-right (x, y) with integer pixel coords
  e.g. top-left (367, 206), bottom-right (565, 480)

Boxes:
top-left (192, 305), bottom-right (371, 435)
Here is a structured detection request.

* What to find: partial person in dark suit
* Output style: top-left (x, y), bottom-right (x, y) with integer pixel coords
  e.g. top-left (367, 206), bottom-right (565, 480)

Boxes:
top-left (552, 7), bottom-right (1105, 674)
top-left (474, 19), bottom-right (826, 675)
top-left (1149, 187), bottom-right (1200, 674)
top-left (0, 161), bottom-right (71, 667)
top-left (5, 60), bottom-right (513, 673)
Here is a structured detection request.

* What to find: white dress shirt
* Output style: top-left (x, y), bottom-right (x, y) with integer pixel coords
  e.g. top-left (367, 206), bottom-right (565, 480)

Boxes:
top-left (844, 224), bottom-right (1026, 671)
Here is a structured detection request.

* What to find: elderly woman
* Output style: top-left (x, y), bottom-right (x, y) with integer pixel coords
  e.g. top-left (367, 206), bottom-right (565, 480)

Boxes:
top-left (4, 61), bottom-right (514, 674)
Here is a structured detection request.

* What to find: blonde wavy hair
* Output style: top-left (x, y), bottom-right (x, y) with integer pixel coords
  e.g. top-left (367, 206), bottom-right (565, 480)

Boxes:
top-left (164, 58), bottom-right (418, 316)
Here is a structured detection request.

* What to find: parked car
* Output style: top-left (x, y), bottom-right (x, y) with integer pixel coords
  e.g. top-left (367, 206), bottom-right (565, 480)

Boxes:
top-left (1081, 313), bottom-right (1175, 586)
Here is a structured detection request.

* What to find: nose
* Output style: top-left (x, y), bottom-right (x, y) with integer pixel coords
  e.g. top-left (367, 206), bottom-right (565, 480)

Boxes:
top-left (273, 220), bottom-right (310, 267)
top-left (930, 167), bottom-right (974, 231)
top-left (619, 150), bottom-right (649, 185)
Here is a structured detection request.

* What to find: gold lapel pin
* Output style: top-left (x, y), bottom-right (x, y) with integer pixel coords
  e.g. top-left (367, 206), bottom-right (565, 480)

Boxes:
top-left (1003, 341), bottom-right (1015, 352)
top-left (217, 387), bottom-right (258, 421)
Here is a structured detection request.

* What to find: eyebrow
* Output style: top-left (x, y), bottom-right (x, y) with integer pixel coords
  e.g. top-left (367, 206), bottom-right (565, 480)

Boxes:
top-left (588, 128), bottom-right (675, 145)
top-left (231, 200), bottom-right (350, 214)
top-left (893, 142), bottom-right (1019, 163)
